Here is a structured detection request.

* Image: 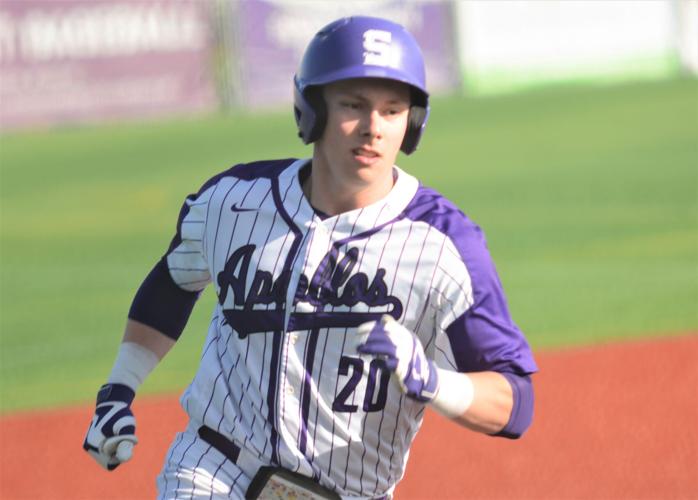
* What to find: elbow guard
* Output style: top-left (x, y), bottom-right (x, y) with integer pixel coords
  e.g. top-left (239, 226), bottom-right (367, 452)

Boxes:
top-left (495, 372), bottom-right (534, 439)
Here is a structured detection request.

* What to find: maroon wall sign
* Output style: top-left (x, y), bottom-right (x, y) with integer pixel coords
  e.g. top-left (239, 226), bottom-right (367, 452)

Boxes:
top-left (232, 0), bottom-right (461, 109)
top-left (0, 0), bottom-right (217, 130)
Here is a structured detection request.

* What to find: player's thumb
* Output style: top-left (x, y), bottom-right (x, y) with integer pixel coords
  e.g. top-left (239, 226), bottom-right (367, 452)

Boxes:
top-left (102, 435), bottom-right (138, 462)
top-left (354, 320), bottom-right (376, 351)
top-left (115, 440), bottom-right (135, 462)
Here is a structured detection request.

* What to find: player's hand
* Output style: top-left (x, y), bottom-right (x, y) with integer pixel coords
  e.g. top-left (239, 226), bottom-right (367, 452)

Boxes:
top-left (82, 383), bottom-right (138, 471)
top-left (356, 315), bottom-right (439, 402)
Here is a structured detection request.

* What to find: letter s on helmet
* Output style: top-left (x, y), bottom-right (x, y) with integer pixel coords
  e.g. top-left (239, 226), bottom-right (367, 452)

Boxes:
top-left (293, 16), bottom-right (429, 155)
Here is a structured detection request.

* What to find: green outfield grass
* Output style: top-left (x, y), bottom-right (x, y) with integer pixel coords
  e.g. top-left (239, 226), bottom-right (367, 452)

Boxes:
top-left (1, 77), bottom-right (696, 412)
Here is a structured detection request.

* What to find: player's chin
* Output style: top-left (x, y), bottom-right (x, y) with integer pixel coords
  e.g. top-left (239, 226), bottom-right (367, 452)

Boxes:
top-left (351, 162), bottom-right (390, 185)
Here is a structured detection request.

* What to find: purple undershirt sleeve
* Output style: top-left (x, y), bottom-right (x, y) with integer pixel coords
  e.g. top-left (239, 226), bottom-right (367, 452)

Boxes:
top-left (494, 372), bottom-right (534, 439)
top-left (128, 258), bottom-right (199, 340)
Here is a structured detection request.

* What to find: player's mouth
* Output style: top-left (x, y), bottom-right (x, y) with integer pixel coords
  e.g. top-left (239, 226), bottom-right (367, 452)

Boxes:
top-left (352, 147), bottom-right (381, 165)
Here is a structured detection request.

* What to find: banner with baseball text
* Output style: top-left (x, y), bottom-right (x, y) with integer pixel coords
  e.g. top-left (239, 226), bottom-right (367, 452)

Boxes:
top-left (0, 0), bottom-right (218, 131)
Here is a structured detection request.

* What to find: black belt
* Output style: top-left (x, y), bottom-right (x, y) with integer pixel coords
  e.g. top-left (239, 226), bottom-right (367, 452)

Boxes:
top-left (198, 426), bottom-right (241, 463)
top-left (198, 425), bottom-right (387, 500)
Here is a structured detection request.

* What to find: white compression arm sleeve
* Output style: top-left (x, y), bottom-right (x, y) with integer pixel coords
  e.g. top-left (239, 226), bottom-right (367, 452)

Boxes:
top-left (107, 342), bottom-right (159, 392)
top-left (429, 368), bottom-right (475, 419)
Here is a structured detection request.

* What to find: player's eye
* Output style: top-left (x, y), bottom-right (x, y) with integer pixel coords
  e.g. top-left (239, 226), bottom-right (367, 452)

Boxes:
top-left (340, 101), bottom-right (361, 110)
top-left (385, 106), bottom-right (407, 117)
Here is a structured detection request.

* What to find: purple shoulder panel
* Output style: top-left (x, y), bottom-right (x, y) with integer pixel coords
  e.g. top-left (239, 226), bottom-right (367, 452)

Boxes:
top-left (224, 158), bottom-right (300, 181)
top-left (403, 185), bottom-right (538, 375)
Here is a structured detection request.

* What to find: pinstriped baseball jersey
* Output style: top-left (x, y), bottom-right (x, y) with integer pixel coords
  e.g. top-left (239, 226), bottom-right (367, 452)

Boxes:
top-left (164, 158), bottom-right (536, 496)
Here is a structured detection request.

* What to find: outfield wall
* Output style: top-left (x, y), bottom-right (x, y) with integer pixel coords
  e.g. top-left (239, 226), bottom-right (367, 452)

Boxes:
top-left (222, 0), bottom-right (460, 109)
top-left (0, 0), bottom-right (694, 131)
top-left (0, 0), bottom-right (218, 130)
top-left (454, 0), bottom-right (690, 95)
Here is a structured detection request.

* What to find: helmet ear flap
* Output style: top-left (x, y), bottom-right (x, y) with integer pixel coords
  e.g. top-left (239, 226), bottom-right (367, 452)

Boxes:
top-left (401, 102), bottom-right (429, 155)
top-left (294, 85), bottom-right (327, 144)
top-left (400, 87), bottom-right (429, 155)
top-left (400, 105), bottom-right (426, 155)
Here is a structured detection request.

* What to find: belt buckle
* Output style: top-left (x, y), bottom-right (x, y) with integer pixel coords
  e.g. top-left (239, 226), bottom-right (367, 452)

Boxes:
top-left (245, 466), bottom-right (341, 500)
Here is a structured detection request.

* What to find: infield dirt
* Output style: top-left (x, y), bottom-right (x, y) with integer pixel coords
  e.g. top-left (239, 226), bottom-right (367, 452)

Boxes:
top-left (1, 334), bottom-right (696, 499)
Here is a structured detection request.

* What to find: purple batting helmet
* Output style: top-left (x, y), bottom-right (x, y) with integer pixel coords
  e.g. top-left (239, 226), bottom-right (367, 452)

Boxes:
top-left (293, 16), bottom-right (430, 155)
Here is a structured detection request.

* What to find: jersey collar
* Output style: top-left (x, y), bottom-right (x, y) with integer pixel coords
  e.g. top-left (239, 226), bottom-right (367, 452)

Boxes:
top-left (278, 158), bottom-right (419, 237)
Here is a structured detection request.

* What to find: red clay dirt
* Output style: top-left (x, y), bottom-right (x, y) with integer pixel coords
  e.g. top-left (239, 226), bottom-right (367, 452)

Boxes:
top-left (1, 334), bottom-right (696, 499)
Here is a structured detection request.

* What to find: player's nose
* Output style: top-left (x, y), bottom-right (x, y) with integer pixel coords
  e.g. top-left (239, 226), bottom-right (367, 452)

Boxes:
top-left (360, 109), bottom-right (382, 139)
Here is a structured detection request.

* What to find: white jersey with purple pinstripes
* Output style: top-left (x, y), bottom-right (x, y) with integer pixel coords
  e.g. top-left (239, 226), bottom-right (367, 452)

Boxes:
top-left (162, 158), bottom-right (536, 497)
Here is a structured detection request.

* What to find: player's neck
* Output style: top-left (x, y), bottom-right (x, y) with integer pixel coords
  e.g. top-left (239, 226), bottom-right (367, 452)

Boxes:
top-left (302, 162), bottom-right (395, 216)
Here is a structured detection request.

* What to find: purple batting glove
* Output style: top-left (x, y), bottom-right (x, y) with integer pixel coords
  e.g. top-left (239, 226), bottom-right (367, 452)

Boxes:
top-left (356, 315), bottom-right (439, 402)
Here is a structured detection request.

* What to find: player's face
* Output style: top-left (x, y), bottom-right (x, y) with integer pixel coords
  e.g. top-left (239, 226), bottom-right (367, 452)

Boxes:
top-left (314, 78), bottom-right (411, 188)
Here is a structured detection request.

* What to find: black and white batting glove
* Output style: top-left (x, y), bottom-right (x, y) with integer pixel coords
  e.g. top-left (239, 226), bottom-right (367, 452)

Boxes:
top-left (83, 383), bottom-right (138, 471)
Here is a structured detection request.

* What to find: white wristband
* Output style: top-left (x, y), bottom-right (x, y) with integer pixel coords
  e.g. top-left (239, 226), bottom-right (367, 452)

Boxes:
top-left (107, 342), bottom-right (159, 392)
top-left (429, 368), bottom-right (475, 419)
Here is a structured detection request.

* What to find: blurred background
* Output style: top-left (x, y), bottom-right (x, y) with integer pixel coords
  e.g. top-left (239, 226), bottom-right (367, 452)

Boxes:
top-left (2, 0), bottom-right (697, 125)
top-left (0, 0), bottom-right (696, 413)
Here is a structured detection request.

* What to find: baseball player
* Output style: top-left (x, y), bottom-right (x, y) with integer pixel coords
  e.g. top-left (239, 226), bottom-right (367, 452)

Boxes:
top-left (83, 16), bottom-right (537, 499)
